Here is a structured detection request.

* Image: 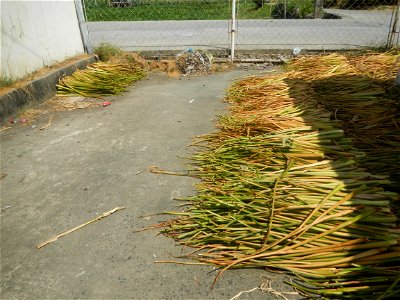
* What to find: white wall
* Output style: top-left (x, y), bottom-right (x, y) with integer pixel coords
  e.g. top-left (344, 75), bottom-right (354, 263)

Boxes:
top-left (0, 0), bottom-right (85, 79)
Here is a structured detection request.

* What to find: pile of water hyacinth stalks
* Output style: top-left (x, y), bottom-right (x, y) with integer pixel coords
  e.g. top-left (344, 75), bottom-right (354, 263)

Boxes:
top-left (286, 53), bottom-right (400, 191)
top-left (160, 53), bottom-right (400, 298)
top-left (57, 62), bottom-right (145, 97)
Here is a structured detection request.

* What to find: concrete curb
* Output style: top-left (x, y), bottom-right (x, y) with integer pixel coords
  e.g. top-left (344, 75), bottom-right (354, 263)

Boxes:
top-left (0, 55), bottom-right (97, 122)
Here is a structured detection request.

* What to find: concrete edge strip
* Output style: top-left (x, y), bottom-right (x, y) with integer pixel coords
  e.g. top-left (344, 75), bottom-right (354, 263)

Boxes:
top-left (0, 55), bottom-right (98, 122)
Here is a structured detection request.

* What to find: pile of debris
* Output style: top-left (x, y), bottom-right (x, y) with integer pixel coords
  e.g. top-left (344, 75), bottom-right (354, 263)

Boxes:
top-left (175, 49), bottom-right (213, 75)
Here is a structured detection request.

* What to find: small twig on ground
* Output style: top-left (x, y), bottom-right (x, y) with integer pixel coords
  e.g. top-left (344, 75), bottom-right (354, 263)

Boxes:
top-left (133, 220), bottom-right (172, 233)
top-left (148, 166), bottom-right (188, 176)
top-left (194, 276), bottom-right (201, 285)
top-left (39, 115), bottom-right (54, 130)
top-left (135, 168), bottom-right (147, 175)
top-left (36, 206), bottom-right (125, 249)
top-left (0, 205), bottom-right (12, 212)
top-left (229, 287), bottom-right (259, 300)
top-left (0, 126), bottom-right (11, 132)
top-left (229, 276), bottom-right (298, 300)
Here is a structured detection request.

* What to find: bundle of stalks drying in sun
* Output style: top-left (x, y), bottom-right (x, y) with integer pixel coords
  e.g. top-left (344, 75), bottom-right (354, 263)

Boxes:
top-left (157, 52), bottom-right (400, 299)
top-left (57, 62), bottom-right (146, 97)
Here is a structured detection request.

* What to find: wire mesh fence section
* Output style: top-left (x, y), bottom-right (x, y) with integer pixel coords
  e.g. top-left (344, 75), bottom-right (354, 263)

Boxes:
top-left (82, 0), bottom-right (399, 52)
top-left (83, 0), bottom-right (232, 21)
top-left (235, 0), bottom-right (399, 50)
top-left (83, 0), bottom-right (233, 51)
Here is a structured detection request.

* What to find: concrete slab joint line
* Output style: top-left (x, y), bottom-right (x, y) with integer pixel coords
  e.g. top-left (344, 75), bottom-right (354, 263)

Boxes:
top-left (0, 56), bottom-right (97, 123)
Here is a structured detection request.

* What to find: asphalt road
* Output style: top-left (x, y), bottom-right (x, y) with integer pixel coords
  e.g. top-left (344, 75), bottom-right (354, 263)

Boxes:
top-left (86, 8), bottom-right (397, 51)
top-left (1, 70), bottom-right (301, 299)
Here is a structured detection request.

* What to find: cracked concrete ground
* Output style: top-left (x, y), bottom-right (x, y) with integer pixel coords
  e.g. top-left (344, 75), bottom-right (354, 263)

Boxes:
top-left (1, 70), bottom-right (300, 299)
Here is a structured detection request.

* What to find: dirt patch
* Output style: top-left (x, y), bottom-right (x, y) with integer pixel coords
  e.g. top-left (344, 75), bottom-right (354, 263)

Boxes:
top-left (211, 62), bottom-right (235, 73)
top-left (148, 60), bottom-right (181, 77)
top-left (106, 52), bottom-right (236, 77)
top-left (45, 96), bottom-right (101, 112)
top-left (108, 52), bottom-right (148, 70)
top-left (1, 96), bottom-right (103, 131)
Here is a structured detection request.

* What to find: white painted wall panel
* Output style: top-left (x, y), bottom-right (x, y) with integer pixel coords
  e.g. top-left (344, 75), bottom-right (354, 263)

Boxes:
top-left (1, 0), bottom-right (84, 79)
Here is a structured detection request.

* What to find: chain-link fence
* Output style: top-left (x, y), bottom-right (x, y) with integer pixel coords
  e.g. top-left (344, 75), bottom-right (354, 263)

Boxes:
top-left (235, 0), bottom-right (399, 50)
top-left (82, 0), bottom-right (400, 54)
top-left (83, 0), bottom-right (233, 51)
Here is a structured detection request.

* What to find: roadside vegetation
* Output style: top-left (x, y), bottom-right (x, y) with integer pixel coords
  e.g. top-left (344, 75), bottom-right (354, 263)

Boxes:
top-left (0, 77), bottom-right (14, 88)
top-left (271, 0), bottom-right (314, 19)
top-left (93, 42), bottom-right (122, 61)
top-left (325, 0), bottom-right (398, 9)
top-left (84, 0), bottom-right (274, 21)
top-left (83, 0), bottom-right (397, 21)
top-left (85, 0), bottom-right (270, 21)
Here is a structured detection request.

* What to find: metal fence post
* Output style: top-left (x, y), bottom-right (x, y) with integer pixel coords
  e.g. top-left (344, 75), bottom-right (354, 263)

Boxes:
top-left (230, 0), bottom-right (237, 62)
top-left (387, 0), bottom-right (400, 48)
top-left (314, 0), bottom-right (324, 19)
top-left (284, 0), bottom-right (287, 19)
top-left (74, 0), bottom-right (93, 54)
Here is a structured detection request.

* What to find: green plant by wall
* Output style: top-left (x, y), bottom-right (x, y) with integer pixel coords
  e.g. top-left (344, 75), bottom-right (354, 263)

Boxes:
top-left (0, 77), bottom-right (15, 88)
top-left (93, 43), bottom-right (122, 61)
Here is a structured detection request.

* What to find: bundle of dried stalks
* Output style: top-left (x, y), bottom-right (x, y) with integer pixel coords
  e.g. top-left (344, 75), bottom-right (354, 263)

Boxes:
top-left (155, 52), bottom-right (400, 299)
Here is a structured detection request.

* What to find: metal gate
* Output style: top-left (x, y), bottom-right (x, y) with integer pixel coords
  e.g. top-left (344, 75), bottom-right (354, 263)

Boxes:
top-left (78, 0), bottom-right (400, 58)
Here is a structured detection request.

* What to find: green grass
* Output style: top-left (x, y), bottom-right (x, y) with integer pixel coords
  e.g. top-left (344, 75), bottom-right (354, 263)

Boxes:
top-left (84, 0), bottom-right (273, 21)
top-left (271, 0), bottom-right (314, 19)
top-left (0, 77), bottom-right (14, 88)
top-left (93, 42), bottom-right (122, 61)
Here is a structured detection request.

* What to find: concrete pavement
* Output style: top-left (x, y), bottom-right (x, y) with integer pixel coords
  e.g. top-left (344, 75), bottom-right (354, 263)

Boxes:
top-left (0, 70), bottom-right (300, 299)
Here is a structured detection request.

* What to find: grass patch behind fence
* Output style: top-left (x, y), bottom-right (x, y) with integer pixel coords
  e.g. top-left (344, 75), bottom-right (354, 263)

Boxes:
top-left (84, 0), bottom-right (273, 21)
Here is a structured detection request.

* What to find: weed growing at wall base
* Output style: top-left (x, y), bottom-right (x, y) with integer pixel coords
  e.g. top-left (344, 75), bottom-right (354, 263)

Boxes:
top-left (0, 77), bottom-right (15, 88)
top-left (94, 43), bottom-right (122, 61)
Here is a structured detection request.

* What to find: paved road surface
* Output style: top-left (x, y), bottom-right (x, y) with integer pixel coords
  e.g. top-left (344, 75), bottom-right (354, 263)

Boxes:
top-left (86, 8), bottom-right (397, 51)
